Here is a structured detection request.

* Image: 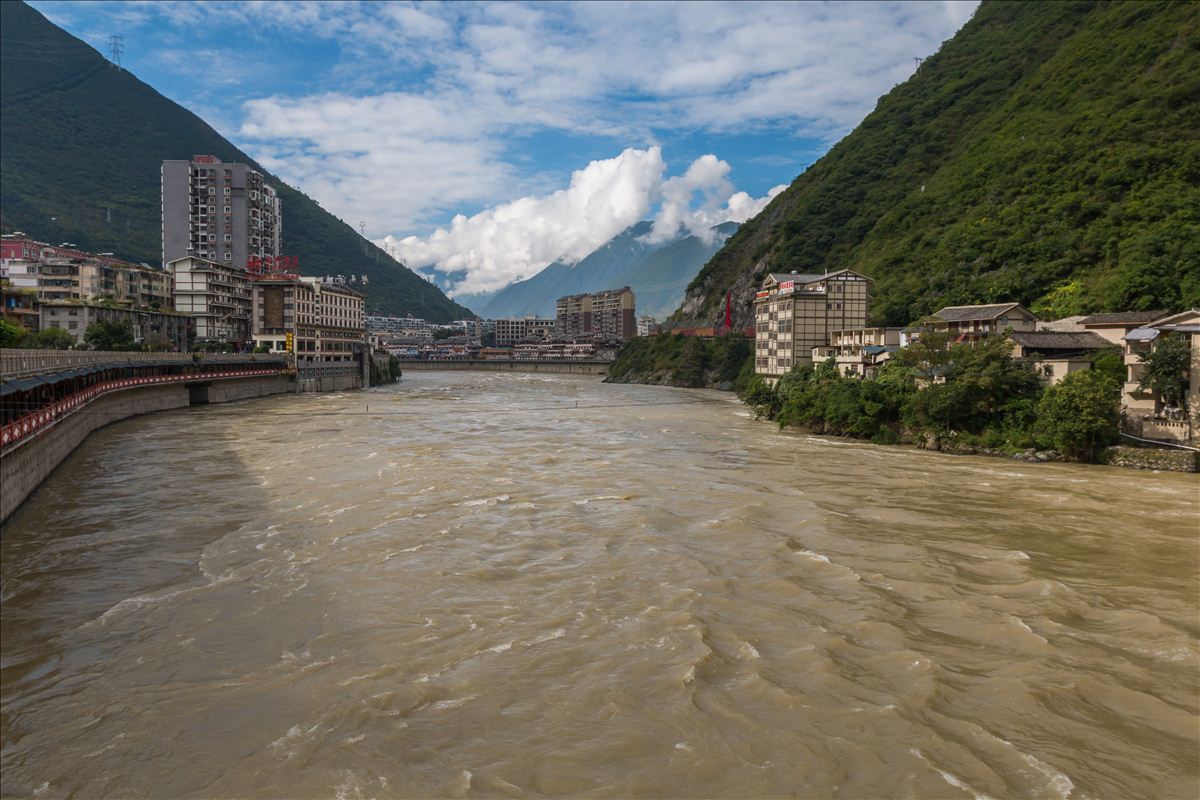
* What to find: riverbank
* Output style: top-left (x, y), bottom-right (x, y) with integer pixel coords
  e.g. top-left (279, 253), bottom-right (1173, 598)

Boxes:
top-left (603, 333), bottom-right (751, 390)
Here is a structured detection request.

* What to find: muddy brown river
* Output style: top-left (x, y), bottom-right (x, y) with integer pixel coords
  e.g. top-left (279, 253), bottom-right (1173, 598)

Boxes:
top-left (1, 372), bottom-right (1197, 798)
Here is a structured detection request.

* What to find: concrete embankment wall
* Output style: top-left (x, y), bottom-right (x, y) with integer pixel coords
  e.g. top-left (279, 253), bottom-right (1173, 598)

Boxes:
top-left (1, 375), bottom-right (292, 524)
top-left (397, 360), bottom-right (608, 376)
top-left (296, 374), bottom-right (364, 393)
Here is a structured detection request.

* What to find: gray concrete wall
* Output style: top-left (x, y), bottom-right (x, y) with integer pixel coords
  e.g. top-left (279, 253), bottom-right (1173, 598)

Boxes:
top-left (396, 360), bottom-right (608, 376)
top-left (1, 375), bottom-right (294, 525)
top-left (296, 373), bottom-right (363, 393)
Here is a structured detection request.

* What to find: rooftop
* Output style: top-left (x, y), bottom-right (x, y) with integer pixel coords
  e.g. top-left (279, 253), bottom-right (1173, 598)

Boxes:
top-left (1009, 331), bottom-right (1112, 350)
top-left (933, 302), bottom-right (1025, 322)
top-left (1078, 310), bottom-right (1167, 325)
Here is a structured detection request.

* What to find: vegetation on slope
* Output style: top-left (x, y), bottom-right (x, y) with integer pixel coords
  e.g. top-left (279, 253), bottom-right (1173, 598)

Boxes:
top-left (740, 335), bottom-right (1130, 463)
top-left (0, 2), bottom-right (472, 321)
top-left (605, 334), bottom-right (752, 390)
top-left (681, 0), bottom-right (1200, 327)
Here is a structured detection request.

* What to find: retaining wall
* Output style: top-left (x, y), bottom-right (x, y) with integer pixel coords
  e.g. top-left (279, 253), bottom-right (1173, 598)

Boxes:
top-left (1, 375), bottom-right (291, 524)
top-left (397, 360), bottom-right (608, 375)
top-left (1103, 445), bottom-right (1199, 473)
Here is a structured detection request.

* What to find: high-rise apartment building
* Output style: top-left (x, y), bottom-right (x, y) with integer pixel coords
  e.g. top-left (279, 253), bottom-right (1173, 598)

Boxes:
top-left (161, 155), bottom-right (281, 269)
top-left (753, 270), bottom-right (872, 380)
top-left (590, 287), bottom-right (636, 341)
top-left (555, 286), bottom-right (635, 341)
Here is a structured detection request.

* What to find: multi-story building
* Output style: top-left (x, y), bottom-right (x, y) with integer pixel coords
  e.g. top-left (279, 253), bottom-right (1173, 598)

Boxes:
top-left (1006, 331), bottom-right (1112, 385)
top-left (1078, 310), bottom-right (1167, 346)
top-left (494, 316), bottom-right (555, 346)
top-left (753, 270), bottom-right (872, 380)
top-left (1, 233), bottom-right (172, 308)
top-left (251, 276), bottom-right (365, 364)
top-left (1120, 309), bottom-right (1200, 444)
top-left (637, 316), bottom-right (658, 337)
top-left (162, 155), bottom-right (282, 269)
top-left (39, 302), bottom-right (193, 350)
top-left (812, 326), bottom-right (904, 378)
top-left (929, 302), bottom-right (1038, 341)
top-left (1, 282), bottom-right (40, 332)
top-left (556, 293), bottom-right (592, 339)
top-left (555, 287), bottom-right (636, 341)
top-left (169, 256), bottom-right (252, 345)
top-left (591, 287), bottom-right (636, 341)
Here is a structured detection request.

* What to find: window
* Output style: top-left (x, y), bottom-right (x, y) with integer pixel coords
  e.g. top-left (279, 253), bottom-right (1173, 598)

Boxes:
top-left (68, 321), bottom-right (77, 330)
top-left (224, 234), bottom-right (232, 242)
top-left (224, 206), bottom-right (231, 214)
top-left (224, 187), bottom-right (231, 195)
top-left (208, 187), bottom-right (215, 195)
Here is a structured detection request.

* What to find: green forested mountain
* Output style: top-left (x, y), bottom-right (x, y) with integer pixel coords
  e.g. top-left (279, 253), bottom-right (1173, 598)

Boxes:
top-left (679, 0), bottom-right (1200, 328)
top-left (0, 1), bottom-right (472, 321)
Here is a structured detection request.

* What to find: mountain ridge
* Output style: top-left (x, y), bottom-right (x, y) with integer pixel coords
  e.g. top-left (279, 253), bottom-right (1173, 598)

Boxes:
top-left (678, 0), bottom-right (1199, 328)
top-left (0, 1), bottom-right (473, 322)
top-left (468, 221), bottom-right (736, 319)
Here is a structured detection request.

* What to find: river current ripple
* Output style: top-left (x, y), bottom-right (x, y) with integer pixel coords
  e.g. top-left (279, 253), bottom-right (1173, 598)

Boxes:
top-left (1, 372), bottom-right (1197, 798)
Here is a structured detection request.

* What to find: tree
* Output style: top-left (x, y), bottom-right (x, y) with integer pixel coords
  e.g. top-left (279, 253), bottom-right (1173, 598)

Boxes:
top-left (83, 319), bottom-right (137, 351)
top-left (28, 326), bottom-right (75, 350)
top-left (1036, 369), bottom-right (1120, 461)
top-left (0, 318), bottom-right (29, 348)
top-left (1139, 334), bottom-right (1191, 411)
top-left (143, 332), bottom-right (174, 352)
top-left (894, 326), bottom-right (953, 383)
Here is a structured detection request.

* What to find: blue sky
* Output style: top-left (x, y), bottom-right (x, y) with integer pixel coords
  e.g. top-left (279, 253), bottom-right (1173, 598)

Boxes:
top-left (31, 0), bottom-right (978, 294)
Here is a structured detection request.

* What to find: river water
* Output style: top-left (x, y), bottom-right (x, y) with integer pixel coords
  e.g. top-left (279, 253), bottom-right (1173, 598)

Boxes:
top-left (1, 372), bottom-right (1197, 799)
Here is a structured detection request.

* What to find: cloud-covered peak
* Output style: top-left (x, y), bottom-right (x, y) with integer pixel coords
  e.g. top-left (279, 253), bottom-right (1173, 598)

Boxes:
top-left (383, 148), bottom-right (782, 297)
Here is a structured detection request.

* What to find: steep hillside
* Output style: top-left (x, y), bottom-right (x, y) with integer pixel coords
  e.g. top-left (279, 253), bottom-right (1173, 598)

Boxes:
top-left (680, 0), bottom-right (1200, 328)
top-left (472, 222), bottom-right (734, 319)
top-left (0, 1), bottom-right (472, 321)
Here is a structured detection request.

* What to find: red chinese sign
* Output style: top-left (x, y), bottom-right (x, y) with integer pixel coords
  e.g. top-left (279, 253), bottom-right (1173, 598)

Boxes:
top-left (247, 255), bottom-right (299, 274)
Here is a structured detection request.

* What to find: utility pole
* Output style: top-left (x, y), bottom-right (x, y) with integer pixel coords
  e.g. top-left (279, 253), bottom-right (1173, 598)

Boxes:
top-left (108, 35), bottom-right (124, 69)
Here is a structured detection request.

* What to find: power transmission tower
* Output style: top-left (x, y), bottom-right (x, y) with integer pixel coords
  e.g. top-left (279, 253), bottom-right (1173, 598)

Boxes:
top-left (359, 221), bottom-right (368, 255)
top-left (109, 35), bottom-right (124, 68)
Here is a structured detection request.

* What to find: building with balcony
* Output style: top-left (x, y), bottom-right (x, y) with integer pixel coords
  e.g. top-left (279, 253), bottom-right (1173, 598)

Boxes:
top-left (169, 256), bottom-right (251, 345)
top-left (929, 302), bottom-right (1038, 341)
top-left (753, 270), bottom-right (872, 380)
top-left (1, 234), bottom-right (171, 309)
top-left (39, 302), bottom-right (193, 351)
top-left (1007, 330), bottom-right (1113, 385)
top-left (162, 155), bottom-right (281, 270)
top-left (1, 282), bottom-right (40, 332)
top-left (1120, 309), bottom-right (1200, 444)
top-left (494, 316), bottom-right (555, 346)
top-left (556, 293), bottom-right (593, 339)
top-left (554, 287), bottom-right (635, 341)
top-left (1077, 310), bottom-right (1167, 346)
top-left (814, 326), bottom-right (904, 378)
top-left (251, 276), bottom-right (365, 364)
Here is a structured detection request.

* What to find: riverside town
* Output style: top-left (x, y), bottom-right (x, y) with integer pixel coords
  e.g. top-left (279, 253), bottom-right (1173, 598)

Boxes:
top-left (1, 2), bottom-right (1197, 799)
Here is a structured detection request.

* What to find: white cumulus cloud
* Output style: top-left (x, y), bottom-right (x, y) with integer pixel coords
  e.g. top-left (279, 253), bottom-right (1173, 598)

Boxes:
top-left (383, 147), bottom-right (782, 297)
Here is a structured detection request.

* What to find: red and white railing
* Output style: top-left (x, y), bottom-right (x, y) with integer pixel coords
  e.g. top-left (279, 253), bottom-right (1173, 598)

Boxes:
top-left (1, 368), bottom-right (283, 450)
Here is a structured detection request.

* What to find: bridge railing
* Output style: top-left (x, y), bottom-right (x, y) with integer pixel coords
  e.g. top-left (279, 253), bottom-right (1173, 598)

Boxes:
top-left (1, 349), bottom-right (280, 380)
